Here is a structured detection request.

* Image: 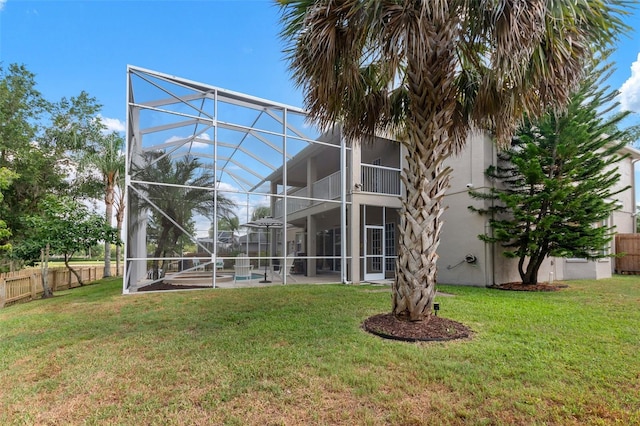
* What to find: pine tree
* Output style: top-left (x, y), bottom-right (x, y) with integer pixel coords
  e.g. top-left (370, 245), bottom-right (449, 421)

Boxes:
top-left (469, 55), bottom-right (638, 285)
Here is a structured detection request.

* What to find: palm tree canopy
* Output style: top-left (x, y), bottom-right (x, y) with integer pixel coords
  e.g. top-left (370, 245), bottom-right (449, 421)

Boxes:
top-left (89, 132), bottom-right (125, 186)
top-left (279, 0), bottom-right (630, 148)
top-left (279, 0), bottom-right (631, 322)
top-left (132, 152), bottom-right (235, 221)
top-left (251, 206), bottom-right (272, 221)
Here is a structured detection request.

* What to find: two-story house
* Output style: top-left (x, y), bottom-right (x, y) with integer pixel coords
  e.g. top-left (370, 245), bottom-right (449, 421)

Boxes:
top-left (124, 67), bottom-right (638, 292)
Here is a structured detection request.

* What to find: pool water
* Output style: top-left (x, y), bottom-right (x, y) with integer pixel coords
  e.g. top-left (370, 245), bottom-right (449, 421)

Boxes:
top-left (234, 273), bottom-right (266, 281)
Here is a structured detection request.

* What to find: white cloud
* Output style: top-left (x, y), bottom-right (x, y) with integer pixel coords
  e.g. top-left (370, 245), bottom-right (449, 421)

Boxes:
top-left (0, 1), bottom-right (6, 11)
top-left (164, 133), bottom-right (210, 149)
top-left (619, 53), bottom-right (640, 113)
top-left (217, 182), bottom-right (237, 192)
top-left (164, 135), bottom-right (183, 144)
top-left (98, 115), bottom-right (125, 133)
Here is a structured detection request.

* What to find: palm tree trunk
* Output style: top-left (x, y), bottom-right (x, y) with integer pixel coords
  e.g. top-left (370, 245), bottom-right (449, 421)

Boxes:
top-left (392, 25), bottom-right (458, 322)
top-left (152, 224), bottom-right (172, 279)
top-left (115, 222), bottom-right (122, 277)
top-left (393, 137), bottom-right (452, 321)
top-left (115, 186), bottom-right (125, 276)
top-left (103, 184), bottom-right (114, 278)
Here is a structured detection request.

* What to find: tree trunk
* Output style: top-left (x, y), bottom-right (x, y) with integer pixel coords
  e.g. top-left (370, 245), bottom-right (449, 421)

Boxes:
top-left (103, 183), bottom-right (115, 278)
top-left (115, 187), bottom-right (125, 277)
top-left (521, 251), bottom-right (548, 285)
top-left (115, 238), bottom-right (122, 277)
top-left (392, 28), bottom-right (458, 322)
top-left (151, 224), bottom-right (172, 279)
top-left (41, 244), bottom-right (53, 298)
top-left (64, 253), bottom-right (85, 286)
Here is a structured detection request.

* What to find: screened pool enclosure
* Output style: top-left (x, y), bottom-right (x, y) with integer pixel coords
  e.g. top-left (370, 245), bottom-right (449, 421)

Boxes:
top-left (124, 66), bottom-right (352, 292)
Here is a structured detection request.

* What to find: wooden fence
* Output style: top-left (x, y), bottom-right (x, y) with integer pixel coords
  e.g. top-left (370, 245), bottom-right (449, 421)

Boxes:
top-left (0, 265), bottom-right (122, 308)
top-left (615, 234), bottom-right (640, 274)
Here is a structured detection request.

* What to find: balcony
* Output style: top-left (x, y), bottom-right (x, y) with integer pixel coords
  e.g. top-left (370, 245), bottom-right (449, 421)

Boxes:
top-left (360, 164), bottom-right (401, 195)
top-left (274, 165), bottom-right (400, 217)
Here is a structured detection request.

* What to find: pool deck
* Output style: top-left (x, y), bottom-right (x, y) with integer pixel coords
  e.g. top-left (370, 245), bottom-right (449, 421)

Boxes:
top-left (132, 269), bottom-right (376, 292)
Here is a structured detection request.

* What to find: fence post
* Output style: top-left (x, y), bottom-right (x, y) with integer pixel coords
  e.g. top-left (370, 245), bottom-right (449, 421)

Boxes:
top-left (52, 269), bottom-right (59, 292)
top-left (30, 274), bottom-right (37, 300)
top-left (0, 278), bottom-right (5, 308)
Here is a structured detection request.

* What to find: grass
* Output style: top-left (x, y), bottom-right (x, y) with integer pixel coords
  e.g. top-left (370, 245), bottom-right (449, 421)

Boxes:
top-left (0, 277), bottom-right (639, 425)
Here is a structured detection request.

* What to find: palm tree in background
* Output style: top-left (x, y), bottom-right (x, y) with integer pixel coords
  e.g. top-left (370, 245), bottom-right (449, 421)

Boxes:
top-left (251, 206), bottom-right (271, 221)
top-left (132, 152), bottom-right (235, 277)
top-left (215, 215), bottom-right (241, 251)
top-left (83, 132), bottom-right (124, 278)
top-left (114, 171), bottom-right (125, 275)
top-left (279, 0), bottom-right (628, 321)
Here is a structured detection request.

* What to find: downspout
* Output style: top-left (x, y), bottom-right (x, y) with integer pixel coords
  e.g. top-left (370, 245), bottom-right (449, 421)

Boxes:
top-left (490, 137), bottom-right (497, 286)
top-left (340, 127), bottom-right (348, 284)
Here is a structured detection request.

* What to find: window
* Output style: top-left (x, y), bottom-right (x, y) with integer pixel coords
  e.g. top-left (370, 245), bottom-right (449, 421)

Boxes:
top-left (385, 222), bottom-right (396, 272)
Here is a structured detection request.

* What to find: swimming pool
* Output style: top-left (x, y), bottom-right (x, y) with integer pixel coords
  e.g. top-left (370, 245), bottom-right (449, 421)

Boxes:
top-left (233, 272), bottom-right (266, 281)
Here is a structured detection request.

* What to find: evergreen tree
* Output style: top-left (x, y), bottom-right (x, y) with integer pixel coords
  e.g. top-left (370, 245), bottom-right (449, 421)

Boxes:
top-left (469, 56), bottom-right (638, 285)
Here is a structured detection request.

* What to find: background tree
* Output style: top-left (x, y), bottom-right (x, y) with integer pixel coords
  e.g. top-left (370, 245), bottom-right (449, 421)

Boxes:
top-left (217, 215), bottom-right (240, 233)
top-left (215, 215), bottom-right (240, 252)
top-left (0, 168), bottom-right (19, 254)
top-left (469, 56), bottom-right (637, 285)
top-left (279, 0), bottom-right (628, 321)
top-left (23, 196), bottom-right (119, 294)
top-left (79, 132), bottom-right (125, 278)
top-left (0, 64), bottom-right (48, 165)
top-left (0, 64), bottom-right (53, 269)
top-left (0, 65), bottom-right (108, 270)
top-left (251, 206), bottom-right (271, 221)
top-left (35, 90), bottom-right (105, 202)
top-left (40, 91), bottom-right (105, 156)
top-left (245, 206), bottom-right (271, 258)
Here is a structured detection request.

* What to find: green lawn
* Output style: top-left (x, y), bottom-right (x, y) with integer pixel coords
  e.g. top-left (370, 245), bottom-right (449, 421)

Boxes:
top-left (1, 277), bottom-right (638, 425)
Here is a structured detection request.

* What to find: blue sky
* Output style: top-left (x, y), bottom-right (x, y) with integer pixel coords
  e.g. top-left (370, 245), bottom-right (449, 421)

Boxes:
top-left (1, 0), bottom-right (640, 133)
top-left (0, 0), bottom-right (303, 132)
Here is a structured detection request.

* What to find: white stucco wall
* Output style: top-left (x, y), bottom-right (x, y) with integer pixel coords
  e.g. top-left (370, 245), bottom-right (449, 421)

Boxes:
top-left (437, 133), bottom-right (639, 286)
top-left (438, 131), bottom-right (494, 286)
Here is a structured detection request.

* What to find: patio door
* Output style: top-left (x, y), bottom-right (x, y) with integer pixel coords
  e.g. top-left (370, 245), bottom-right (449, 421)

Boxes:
top-left (364, 225), bottom-right (385, 281)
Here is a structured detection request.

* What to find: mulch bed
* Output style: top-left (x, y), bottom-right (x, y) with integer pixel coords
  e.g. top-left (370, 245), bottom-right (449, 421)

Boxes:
top-left (488, 282), bottom-right (569, 292)
top-left (362, 313), bottom-right (472, 342)
top-left (138, 282), bottom-right (205, 292)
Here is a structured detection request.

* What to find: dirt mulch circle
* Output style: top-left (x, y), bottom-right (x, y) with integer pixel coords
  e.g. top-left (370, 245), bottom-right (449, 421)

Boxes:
top-left (362, 313), bottom-right (472, 342)
top-left (138, 282), bottom-right (205, 292)
top-left (488, 282), bottom-right (569, 292)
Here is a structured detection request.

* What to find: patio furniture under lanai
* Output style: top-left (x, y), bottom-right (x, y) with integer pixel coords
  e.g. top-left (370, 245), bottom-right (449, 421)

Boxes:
top-left (272, 254), bottom-right (296, 282)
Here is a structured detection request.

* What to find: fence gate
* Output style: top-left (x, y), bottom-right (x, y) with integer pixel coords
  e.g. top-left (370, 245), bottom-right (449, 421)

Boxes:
top-left (615, 234), bottom-right (640, 274)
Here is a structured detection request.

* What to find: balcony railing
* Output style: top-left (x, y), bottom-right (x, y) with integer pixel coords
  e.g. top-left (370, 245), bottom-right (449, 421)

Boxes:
top-left (312, 170), bottom-right (342, 200)
top-left (274, 164), bottom-right (401, 217)
top-left (361, 164), bottom-right (401, 195)
top-left (273, 187), bottom-right (310, 217)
